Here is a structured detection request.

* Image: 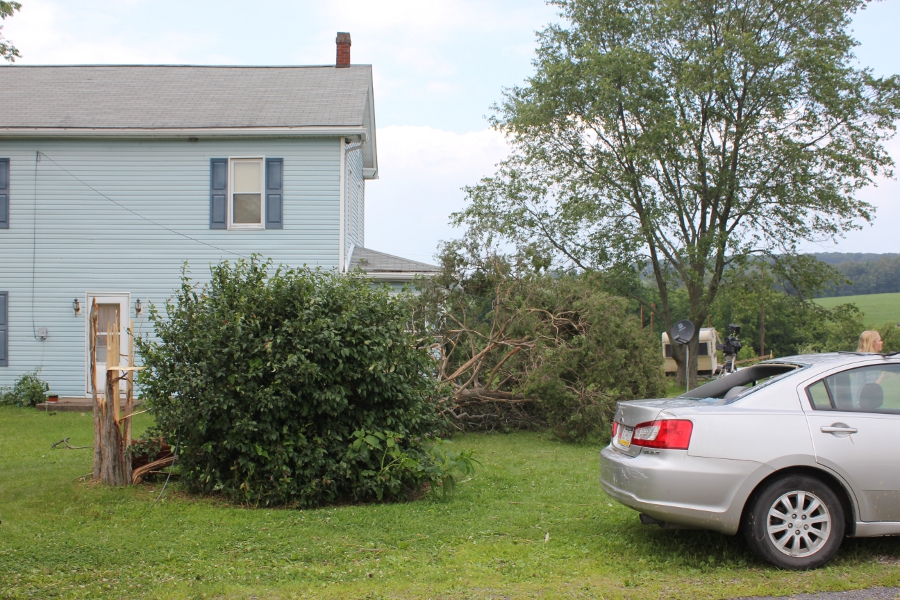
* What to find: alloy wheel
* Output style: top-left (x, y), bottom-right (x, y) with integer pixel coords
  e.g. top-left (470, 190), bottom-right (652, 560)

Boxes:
top-left (766, 490), bottom-right (832, 558)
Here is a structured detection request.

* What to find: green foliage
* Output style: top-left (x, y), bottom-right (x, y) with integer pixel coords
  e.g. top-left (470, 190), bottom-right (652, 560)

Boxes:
top-left (517, 275), bottom-right (667, 441)
top-left (0, 368), bottom-right (48, 406)
top-left (710, 261), bottom-right (867, 357)
top-left (126, 435), bottom-right (167, 462)
top-left (876, 322), bottom-right (900, 354)
top-left (454, 0), bottom-right (900, 386)
top-left (0, 1), bottom-right (21, 63)
top-left (817, 254), bottom-right (900, 297)
top-left (136, 258), bottom-right (462, 507)
top-left (345, 431), bottom-right (478, 500)
top-left (412, 242), bottom-right (666, 441)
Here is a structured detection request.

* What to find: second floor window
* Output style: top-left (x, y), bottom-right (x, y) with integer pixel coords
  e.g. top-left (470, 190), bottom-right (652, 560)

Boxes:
top-left (230, 158), bottom-right (264, 229)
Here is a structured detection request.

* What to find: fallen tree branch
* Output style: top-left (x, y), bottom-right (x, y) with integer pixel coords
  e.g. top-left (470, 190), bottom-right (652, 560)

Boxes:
top-left (132, 455), bottom-right (175, 484)
top-left (50, 437), bottom-right (90, 450)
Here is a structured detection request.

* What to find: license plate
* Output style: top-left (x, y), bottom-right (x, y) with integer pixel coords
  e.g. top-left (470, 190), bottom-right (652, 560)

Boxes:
top-left (618, 426), bottom-right (633, 447)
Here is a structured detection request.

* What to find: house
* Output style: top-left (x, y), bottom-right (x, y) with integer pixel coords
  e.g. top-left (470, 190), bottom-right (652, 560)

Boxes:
top-left (0, 33), bottom-right (438, 398)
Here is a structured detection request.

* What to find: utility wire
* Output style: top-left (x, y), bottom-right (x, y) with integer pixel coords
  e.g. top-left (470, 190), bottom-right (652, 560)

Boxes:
top-left (38, 152), bottom-right (249, 259)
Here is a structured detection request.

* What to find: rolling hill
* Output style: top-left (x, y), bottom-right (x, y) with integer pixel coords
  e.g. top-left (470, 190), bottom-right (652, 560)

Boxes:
top-left (814, 292), bottom-right (900, 326)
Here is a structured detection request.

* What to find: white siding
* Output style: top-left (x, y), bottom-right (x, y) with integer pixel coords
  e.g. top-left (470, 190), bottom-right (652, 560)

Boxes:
top-left (345, 146), bottom-right (365, 255)
top-left (0, 137), bottom-right (342, 395)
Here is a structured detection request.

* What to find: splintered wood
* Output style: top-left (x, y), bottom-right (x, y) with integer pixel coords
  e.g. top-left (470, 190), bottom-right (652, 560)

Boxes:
top-left (90, 300), bottom-right (138, 486)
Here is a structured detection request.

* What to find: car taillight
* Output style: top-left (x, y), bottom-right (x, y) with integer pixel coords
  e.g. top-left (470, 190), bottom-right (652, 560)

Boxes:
top-left (631, 419), bottom-right (693, 450)
top-left (611, 421), bottom-right (619, 437)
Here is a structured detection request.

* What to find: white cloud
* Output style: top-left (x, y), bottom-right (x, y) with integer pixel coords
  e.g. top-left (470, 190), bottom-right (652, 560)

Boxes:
top-left (3, 0), bottom-right (215, 64)
top-left (830, 136), bottom-right (900, 252)
top-left (365, 125), bottom-right (510, 263)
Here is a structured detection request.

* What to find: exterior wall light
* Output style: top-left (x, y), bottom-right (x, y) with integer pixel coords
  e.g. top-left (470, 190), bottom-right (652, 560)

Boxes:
top-left (135, 298), bottom-right (143, 315)
top-left (73, 298), bottom-right (81, 315)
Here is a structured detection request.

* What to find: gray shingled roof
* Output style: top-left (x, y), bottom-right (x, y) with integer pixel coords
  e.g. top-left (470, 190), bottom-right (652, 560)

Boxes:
top-left (0, 65), bottom-right (372, 129)
top-left (350, 247), bottom-right (440, 274)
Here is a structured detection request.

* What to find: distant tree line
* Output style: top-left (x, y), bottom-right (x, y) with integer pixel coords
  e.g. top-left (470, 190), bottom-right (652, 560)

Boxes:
top-left (812, 253), bottom-right (900, 297)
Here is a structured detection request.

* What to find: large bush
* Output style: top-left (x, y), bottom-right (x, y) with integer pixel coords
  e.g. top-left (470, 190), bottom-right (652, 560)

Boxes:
top-left (136, 259), bottom-right (465, 507)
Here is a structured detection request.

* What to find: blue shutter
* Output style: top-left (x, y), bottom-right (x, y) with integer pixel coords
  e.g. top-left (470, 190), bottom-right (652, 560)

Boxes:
top-left (265, 158), bottom-right (283, 229)
top-left (0, 158), bottom-right (9, 229)
top-left (210, 158), bottom-right (227, 229)
top-left (0, 292), bottom-right (7, 367)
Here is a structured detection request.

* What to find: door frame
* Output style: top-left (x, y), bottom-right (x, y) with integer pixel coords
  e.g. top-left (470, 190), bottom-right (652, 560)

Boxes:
top-left (84, 292), bottom-right (130, 397)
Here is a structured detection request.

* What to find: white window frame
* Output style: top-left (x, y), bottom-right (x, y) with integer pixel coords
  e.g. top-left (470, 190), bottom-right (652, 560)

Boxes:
top-left (227, 156), bottom-right (265, 230)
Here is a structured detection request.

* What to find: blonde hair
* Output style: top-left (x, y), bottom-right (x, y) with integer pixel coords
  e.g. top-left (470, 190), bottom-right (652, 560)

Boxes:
top-left (858, 330), bottom-right (882, 353)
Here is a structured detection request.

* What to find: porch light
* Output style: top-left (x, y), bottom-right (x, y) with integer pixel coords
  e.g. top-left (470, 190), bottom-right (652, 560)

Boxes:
top-left (135, 298), bottom-right (143, 315)
top-left (73, 298), bottom-right (81, 315)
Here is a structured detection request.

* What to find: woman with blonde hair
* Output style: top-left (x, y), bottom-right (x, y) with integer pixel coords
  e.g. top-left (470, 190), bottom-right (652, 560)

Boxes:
top-left (858, 330), bottom-right (884, 353)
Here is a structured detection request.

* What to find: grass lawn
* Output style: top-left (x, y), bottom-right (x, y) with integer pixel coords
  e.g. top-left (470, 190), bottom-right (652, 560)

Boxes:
top-left (3, 407), bottom-right (900, 599)
top-left (815, 292), bottom-right (900, 327)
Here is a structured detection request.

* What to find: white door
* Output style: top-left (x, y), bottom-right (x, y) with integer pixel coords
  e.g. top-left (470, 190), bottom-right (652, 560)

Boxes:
top-left (85, 293), bottom-right (130, 396)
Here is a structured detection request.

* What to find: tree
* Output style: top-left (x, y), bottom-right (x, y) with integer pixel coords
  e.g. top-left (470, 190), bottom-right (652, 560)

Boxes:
top-left (455, 0), bottom-right (900, 387)
top-left (410, 240), bottom-right (666, 441)
top-left (0, 1), bottom-right (21, 63)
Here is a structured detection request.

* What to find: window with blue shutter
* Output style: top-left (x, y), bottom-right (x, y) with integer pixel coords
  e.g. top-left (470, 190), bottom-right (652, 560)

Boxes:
top-left (265, 158), bottom-right (283, 229)
top-left (0, 292), bottom-right (8, 367)
top-left (0, 158), bottom-right (9, 229)
top-left (209, 158), bottom-right (227, 229)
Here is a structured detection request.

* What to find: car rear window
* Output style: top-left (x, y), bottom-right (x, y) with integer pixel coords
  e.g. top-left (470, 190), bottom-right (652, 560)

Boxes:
top-left (683, 363), bottom-right (803, 403)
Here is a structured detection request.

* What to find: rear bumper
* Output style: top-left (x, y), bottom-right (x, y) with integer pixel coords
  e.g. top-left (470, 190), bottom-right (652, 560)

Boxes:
top-left (600, 445), bottom-right (766, 535)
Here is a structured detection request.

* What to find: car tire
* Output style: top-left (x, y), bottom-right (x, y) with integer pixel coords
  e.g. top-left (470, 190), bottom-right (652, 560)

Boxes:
top-left (743, 474), bottom-right (845, 570)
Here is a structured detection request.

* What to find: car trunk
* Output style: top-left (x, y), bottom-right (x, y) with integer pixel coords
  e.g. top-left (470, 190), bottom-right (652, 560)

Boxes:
top-left (611, 399), bottom-right (699, 457)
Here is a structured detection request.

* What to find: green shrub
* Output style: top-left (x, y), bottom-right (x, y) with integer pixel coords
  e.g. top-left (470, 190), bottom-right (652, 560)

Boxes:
top-left (877, 322), bottom-right (900, 353)
top-left (0, 369), bottom-right (49, 406)
top-left (136, 258), bottom-right (470, 507)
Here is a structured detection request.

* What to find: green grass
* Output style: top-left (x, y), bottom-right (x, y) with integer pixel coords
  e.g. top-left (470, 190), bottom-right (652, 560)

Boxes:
top-left (815, 292), bottom-right (900, 327)
top-left (3, 407), bottom-right (900, 598)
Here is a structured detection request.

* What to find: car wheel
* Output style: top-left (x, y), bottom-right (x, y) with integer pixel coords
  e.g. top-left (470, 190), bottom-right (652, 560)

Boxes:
top-left (743, 474), bottom-right (845, 570)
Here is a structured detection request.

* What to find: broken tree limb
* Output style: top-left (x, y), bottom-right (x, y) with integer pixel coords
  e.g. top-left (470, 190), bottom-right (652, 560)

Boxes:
top-left (50, 437), bottom-right (90, 450)
top-left (132, 455), bottom-right (175, 484)
top-left (90, 299), bottom-right (101, 480)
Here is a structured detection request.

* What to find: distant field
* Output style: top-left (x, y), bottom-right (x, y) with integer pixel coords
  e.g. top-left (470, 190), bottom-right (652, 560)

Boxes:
top-left (815, 292), bottom-right (900, 326)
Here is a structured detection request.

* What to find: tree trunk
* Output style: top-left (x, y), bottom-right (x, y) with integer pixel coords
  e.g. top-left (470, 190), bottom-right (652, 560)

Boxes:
top-left (91, 306), bottom-right (130, 487)
top-left (90, 300), bottom-right (101, 480)
top-left (124, 319), bottom-right (134, 484)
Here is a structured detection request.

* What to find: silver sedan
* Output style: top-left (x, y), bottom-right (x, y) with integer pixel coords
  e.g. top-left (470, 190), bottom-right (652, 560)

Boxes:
top-left (600, 352), bottom-right (900, 569)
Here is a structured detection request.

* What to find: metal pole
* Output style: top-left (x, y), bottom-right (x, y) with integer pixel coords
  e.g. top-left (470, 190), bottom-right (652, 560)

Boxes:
top-left (685, 346), bottom-right (691, 393)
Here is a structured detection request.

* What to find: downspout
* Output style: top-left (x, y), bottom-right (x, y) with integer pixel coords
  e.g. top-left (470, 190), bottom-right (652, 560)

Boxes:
top-left (339, 138), bottom-right (365, 273)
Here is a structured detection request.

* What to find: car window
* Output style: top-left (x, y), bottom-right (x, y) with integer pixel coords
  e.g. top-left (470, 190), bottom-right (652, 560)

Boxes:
top-left (806, 380), bottom-right (832, 410)
top-left (805, 364), bottom-right (900, 413)
top-left (683, 363), bottom-right (802, 402)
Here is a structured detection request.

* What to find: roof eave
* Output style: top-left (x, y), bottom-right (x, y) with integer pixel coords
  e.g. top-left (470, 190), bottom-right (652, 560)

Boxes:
top-left (0, 126), bottom-right (369, 139)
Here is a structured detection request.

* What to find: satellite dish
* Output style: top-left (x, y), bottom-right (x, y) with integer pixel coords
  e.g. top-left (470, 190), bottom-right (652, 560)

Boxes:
top-left (670, 320), bottom-right (695, 345)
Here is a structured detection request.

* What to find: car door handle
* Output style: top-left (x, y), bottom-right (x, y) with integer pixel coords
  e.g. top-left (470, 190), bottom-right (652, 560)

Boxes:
top-left (821, 425), bottom-right (857, 434)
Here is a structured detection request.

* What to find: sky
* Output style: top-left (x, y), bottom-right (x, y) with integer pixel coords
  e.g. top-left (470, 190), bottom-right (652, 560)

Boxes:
top-left (3, 0), bottom-right (898, 263)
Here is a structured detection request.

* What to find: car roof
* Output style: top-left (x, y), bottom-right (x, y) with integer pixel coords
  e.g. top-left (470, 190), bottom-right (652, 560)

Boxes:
top-left (761, 352), bottom-right (897, 367)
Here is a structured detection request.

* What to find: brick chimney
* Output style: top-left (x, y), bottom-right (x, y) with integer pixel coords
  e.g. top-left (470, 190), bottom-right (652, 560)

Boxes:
top-left (336, 32), bottom-right (351, 68)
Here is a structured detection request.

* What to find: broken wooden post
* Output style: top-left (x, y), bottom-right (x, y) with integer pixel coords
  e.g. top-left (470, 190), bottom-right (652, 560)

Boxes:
top-left (90, 299), bottom-right (101, 480)
top-left (124, 319), bottom-right (135, 484)
top-left (99, 316), bottom-right (128, 485)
